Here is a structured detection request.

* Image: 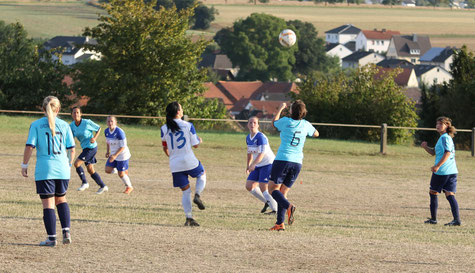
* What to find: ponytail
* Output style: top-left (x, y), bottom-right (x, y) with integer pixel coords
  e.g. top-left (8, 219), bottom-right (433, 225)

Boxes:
top-left (165, 102), bottom-right (181, 133)
top-left (437, 116), bottom-right (456, 138)
top-left (42, 96), bottom-right (61, 137)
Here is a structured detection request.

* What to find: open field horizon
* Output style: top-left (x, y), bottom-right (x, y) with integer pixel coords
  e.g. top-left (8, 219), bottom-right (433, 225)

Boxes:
top-left (1, 114), bottom-right (474, 272)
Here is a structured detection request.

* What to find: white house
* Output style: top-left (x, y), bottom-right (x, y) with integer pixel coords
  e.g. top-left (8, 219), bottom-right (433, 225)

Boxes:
top-left (355, 29), bottom-right (401, 53)
top-left (386, 34), bottom-right (432, 64)
top-left (44, 36), bottom-right (100, 65)
top-left (325, 24), bottom-right (361, 45)
top-left (342, 51), bottom-right (385, 69)
top-left (402, 0), bottom-right (416, 6)
top-left (326, 43), bottom-right (353, 66)
top-left (419, 47), bottom-right (456, 71)
top-left (413, 65), bottom-right (452, 87)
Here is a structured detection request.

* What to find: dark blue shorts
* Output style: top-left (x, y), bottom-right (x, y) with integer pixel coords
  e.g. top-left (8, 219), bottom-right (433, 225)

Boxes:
top-left (106, 159), bottom-right (129, 171)
top-left (172, 162), bottom-right (205, 188)
top-left (247, 164), bottom-right (272, 183)
top-left (430, 173), bottom-right (457, 193)
top-left (36, 179), bottom-right (69, 196)
top-left (270, 160), bottom-right (302, 188)
top-left (78, 147), bottom-right (98, 166)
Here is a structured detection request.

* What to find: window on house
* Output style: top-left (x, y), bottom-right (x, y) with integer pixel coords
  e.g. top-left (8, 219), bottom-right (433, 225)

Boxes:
top-left (411, 58), bottom-right (416, 63)
top-left (437, 68), bottom-right (440, 72)
top-left (372, 41), bottom-right (375, 45)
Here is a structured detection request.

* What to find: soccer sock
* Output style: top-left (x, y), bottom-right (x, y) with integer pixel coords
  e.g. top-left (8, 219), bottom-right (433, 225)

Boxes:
top-left (182, 188), bottom-right (192, 219)
top-left (56, 202), bottom-right (70, 230)
top-left (195, 174), bottom-right (206, 196)
top-left (262, 190), bottom-right (278, 212)
top-left (276, 203), bottom-right (286, 225)
top-left (250, 187), bottom-right (267, 203)
top-left (446, 195), bottom-right (460, 221)
top-left (120, 175), bottom-right (132, 187)
top-left (271, 190), bottom-right (290, 210)
top-left (76, 166), bottom-right (87, 184)
top-left (43, 208), bottom-right (56, 241)
top-left (429, 193), bottom-right (438, 220)
top-left (91, 172), bottom-right (106, 188)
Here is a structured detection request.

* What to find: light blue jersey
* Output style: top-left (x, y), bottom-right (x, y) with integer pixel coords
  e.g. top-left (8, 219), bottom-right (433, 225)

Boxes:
top-left (274, 117), bottom-right (316, 164)
top-left (26, 117), bottom-right (75, 180)
top-left (434, 133), bottom-right (458, 175)
top-left (70, 119), bottom-right (100, 149)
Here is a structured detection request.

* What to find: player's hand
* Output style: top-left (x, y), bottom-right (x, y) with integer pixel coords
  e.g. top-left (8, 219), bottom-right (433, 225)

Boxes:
top-left (248, 164), bottom-right (256, 172)
top-left (279, 102), bottom-right (287, 110)
top-left (105, 152), bottom-right (110, 158)
top-left (90, 138), bottom-right (96, 144)
top-left (109, 155), bottom-right (116, 163)
top-left (21, 168), bottom-right (28, 177)
top-left (198, 137), bottom-right (202, 143)
top-left (421, 141), bottom-right (428, 148)
top-left (431, 165), bottom-right (440, 173)
top-left (246, 168), bottom-right (250, 175)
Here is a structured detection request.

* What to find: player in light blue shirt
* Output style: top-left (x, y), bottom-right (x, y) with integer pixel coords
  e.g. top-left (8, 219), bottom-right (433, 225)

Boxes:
top-left (70, 107), bottom-right (108, 194)
top-left (21, 96), bottom-right (75, 246)
top-left (268, 100), bottom-right (319, 231)
top-left (421, 116), bottom-right (461, 226)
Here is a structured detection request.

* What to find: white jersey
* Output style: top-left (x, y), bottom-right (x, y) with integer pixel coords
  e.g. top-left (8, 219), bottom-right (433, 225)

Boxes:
top-left (161, 119), bottom-right (200, 173)
top-left (246, 131), bottom-right (275, 167)
top-left (104, 127), bottom-right (131, 161)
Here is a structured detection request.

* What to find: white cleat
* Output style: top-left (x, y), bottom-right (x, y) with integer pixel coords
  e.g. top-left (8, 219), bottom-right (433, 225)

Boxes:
top-left (39, 238), bottom-right (57, 247)
top-left (63, 231), bottom-right (72, 245)
top-left (112, 168), bottom-right (118, 174)
top-left (96, 186), bottom-right (109, 195)
top-left (77, 183), bottom-right (89, 191)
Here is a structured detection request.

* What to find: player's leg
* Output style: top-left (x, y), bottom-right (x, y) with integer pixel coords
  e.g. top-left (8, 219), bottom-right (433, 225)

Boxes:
top-left (54, 179), bottom-right (71, 244)
top-left (117, 160), bottom-right (133, 194)
top-left (425, 173), bottom-right (445, 224)
top-left (271, 162), bottom-right (300, 226)
top-left (443, 174), bottom-right (461, 226)
top-left (259, 164), bottom-right (277, 213)
top-left (37, 180), bottom-right (57, 246)
top-left (74, 156), bottom-right (89, 191)
top-left (173, 172), bottom-right (199, 226)
top-left (190, 163), bottom-right (206, 210)
top-left (247, 167), bottom-right (267, 209)
top-left (84, 148), bottom-right (107, 192)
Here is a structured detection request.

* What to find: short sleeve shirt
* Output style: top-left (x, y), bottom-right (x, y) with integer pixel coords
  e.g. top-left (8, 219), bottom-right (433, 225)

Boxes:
top-left (246, 132), bottom-right (275, 167)
top-left (434, 133), bottom-right (458, 175)
top-left (70, 119), bottom-right (101, 149)
top-left (104, 127), bottom-right (131, 161)
top-left (274, 117), bottom-right (316, 164)
top-left (26, 117), bottom-right (75, 180)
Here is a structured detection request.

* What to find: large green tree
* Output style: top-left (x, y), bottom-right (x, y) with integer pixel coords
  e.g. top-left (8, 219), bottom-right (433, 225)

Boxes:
top-left (73, 0), bottom-right (225, 120)
top-left (0, 21), bottom-right (69, 110)
top-left (214, 13), bottom-right (297, 81)
top-left (153, 0), bottom-right (217, 30)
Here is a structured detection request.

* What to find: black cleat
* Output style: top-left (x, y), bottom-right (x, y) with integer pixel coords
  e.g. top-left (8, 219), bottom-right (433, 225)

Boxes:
top-left (184, 218), bottom-right (200, 227)
top-left (261, 202), bottom-right (269, 213)
top-left (264, 210), bottom-right (276, 215)
top-left (424, 218), bottom-right (437, 224)
top-left (193, 194), bottom-right (205, 210)
top-left (444, 219), bottom-right (461, 226)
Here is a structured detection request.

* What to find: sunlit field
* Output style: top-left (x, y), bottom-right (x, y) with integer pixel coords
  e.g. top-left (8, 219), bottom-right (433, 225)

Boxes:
top-left (1, 114), bottom-right (474, 272)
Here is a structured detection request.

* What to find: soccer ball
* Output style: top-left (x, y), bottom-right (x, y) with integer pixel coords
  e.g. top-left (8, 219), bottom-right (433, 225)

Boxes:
top-left (279, 29), bottom-right (296, 47)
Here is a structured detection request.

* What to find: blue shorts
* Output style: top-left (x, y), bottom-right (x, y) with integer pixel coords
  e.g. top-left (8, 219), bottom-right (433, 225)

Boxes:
top-left (78, 147), bottom-right (98, 166)
top-left (270, 160), bottom-right (302, 188)
top-left (247, 164), bottom-right (272, 183)
top-left (172, 162), bottom-right (205, 188)
top-left (106, 159), bottom-right (129, 172)
top-left (36, 179), bottom-right (69, 196)
top-left (430, 173), bottom-right (457, 193)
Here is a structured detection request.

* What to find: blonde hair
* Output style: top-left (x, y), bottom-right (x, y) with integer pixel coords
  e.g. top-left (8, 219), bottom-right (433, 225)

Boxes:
top-left (437, 116), bottom-right (456, 138)
top-left (42, 96), bottom-right (61, 137)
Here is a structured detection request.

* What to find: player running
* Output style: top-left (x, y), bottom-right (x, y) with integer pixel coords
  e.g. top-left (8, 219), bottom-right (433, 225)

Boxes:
top-left (268, 100), bottom-right (319, 231)
top-left (161, 102), bottom-right (206, 227)
top-left (70, 107), bottom-right (108, 194)
top-left (22, 96), bottom-right (76, 246)
top-left (104, 116), bottom-right (133, 194)
top-left (245, 116), bottom-right (278, 214)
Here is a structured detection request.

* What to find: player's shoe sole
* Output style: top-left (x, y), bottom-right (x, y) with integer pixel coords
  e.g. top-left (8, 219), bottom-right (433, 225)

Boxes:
top-left (287, 204), bottom-right (296, 225)
top-left (444, 220), bottom-right (461, 226)
top-left (184, 218), bottom-right (200, 227)
top-left (424, 218), bottom-right (437, 224)
top-left (270, 223), bottom-right (285, 231)
top-left (193, 194), bottom-right (205, 210)
top-left (261, 202), bottom-right (269, 213)
top-left (77, 183), bottom-right (89, 191)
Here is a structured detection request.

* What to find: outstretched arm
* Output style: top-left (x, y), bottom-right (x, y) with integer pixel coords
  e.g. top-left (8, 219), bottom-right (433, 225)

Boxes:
top-left (272, 102), bottom-right (287, 129)
top-left (421, 141), bottom-right (435, 156)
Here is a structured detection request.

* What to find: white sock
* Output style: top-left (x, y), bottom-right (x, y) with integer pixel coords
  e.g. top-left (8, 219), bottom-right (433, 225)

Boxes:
top-left (182, 188), bottom-right (192, 218)
top-left (195, 174), bottom-right (206, 196)
top-left (120, 175), bottom-right (132, 187)
top-left (262, 190), bottom-right (278, 212)
top-left (250, 187), bottom-right (267, 203)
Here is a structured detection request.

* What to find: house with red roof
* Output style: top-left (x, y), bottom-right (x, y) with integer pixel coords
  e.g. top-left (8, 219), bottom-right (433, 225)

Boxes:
top-left (355, 29), bottom-right (401, 54)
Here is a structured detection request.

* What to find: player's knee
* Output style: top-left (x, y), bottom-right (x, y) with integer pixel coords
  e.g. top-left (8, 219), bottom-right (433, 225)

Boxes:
top-left (429, 190), bottom-right (438, 195)
top-left (444, 191), bottom-right (455, 197)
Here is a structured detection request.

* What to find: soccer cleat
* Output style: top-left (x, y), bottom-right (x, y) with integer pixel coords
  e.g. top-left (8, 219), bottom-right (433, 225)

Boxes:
top-left (287, 204), bottom-right (296, 225)
top-left (62, 231), bottom-right (72, 245)
top-left (264, 210), bottom-right (276, 215)
top-left (444, 219), bottom-right (461, 226)
top-left (39, 238), bottom-right (57, 247)
top-left (96, 186), bottom-right (109, 195)
top-left (123, 186), bottom-right (134, 194)
top-left (424, 218), bottom-right (437, 224)
top-left (261, 202), bottom-right (269, 213)
top-left (184, 218), bottom-right (200, 227)
top-left (77, 183), bottom-right (89, 191)
top-left (193, 194), bottom-right (205, 210)
top-left (112, 168), bottom-right (118, 174)
top-left (269, 223), bottom-right (285, 231)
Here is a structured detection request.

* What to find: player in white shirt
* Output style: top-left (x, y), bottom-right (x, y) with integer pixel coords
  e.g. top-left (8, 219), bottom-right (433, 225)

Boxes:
top-left (161, 102), bottom-right (206, 227)
top-left (246, 116), bottom-right (278, 214)
top-left (104, 116), bottom-right (133, 194)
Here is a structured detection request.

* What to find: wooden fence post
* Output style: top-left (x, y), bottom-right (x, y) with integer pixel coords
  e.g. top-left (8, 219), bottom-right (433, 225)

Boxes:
top-left (472, 127), bottom-right (475, 157)
top-left (380, 123), bottom-right (387, 155)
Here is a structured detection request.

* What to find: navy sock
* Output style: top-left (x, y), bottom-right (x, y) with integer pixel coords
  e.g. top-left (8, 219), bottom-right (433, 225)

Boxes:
top-left (276, 203), bottom-right (287, 225)
top-left (76, 166), bottom-right (87, 184)
top-left (429, 194), bottom-right (438, 220)
top-left (446, 195), bottom-right (460, 221)
top-left (272, 190), bottom-right (289, 225)
top-left (91, 172), bottom-right (106, 188)
top-left (43, 208), bottom-right (56, 240)
top-left (56, 202), bottom-right (71, 231)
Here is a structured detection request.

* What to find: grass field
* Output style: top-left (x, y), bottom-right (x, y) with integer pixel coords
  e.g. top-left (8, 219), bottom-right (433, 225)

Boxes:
top-left (1, 114), bottom-right (474, 272)
top-left (0, 0), bottom-right (474, 50)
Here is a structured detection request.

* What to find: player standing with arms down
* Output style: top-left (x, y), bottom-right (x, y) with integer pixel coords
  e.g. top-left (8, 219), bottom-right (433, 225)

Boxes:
top-left (161, 102), bottom-right (206, 227)
top-left (421, 116), bottom-right (461, 226)
top-left (104, 116), bottom-right (134, 194)
top-left (70, 107), bottom-right (108, 194)
top-left (268, 100), bottom-right (319, 231)
top-left (22, 96), bottom-right (76, 246)
top-left (245, 116), bottom-right (278, 214)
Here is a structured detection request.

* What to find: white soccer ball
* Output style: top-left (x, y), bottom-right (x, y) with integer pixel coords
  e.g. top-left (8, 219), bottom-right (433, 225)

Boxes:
top-left (279, 29), bottom-right (296, 47)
